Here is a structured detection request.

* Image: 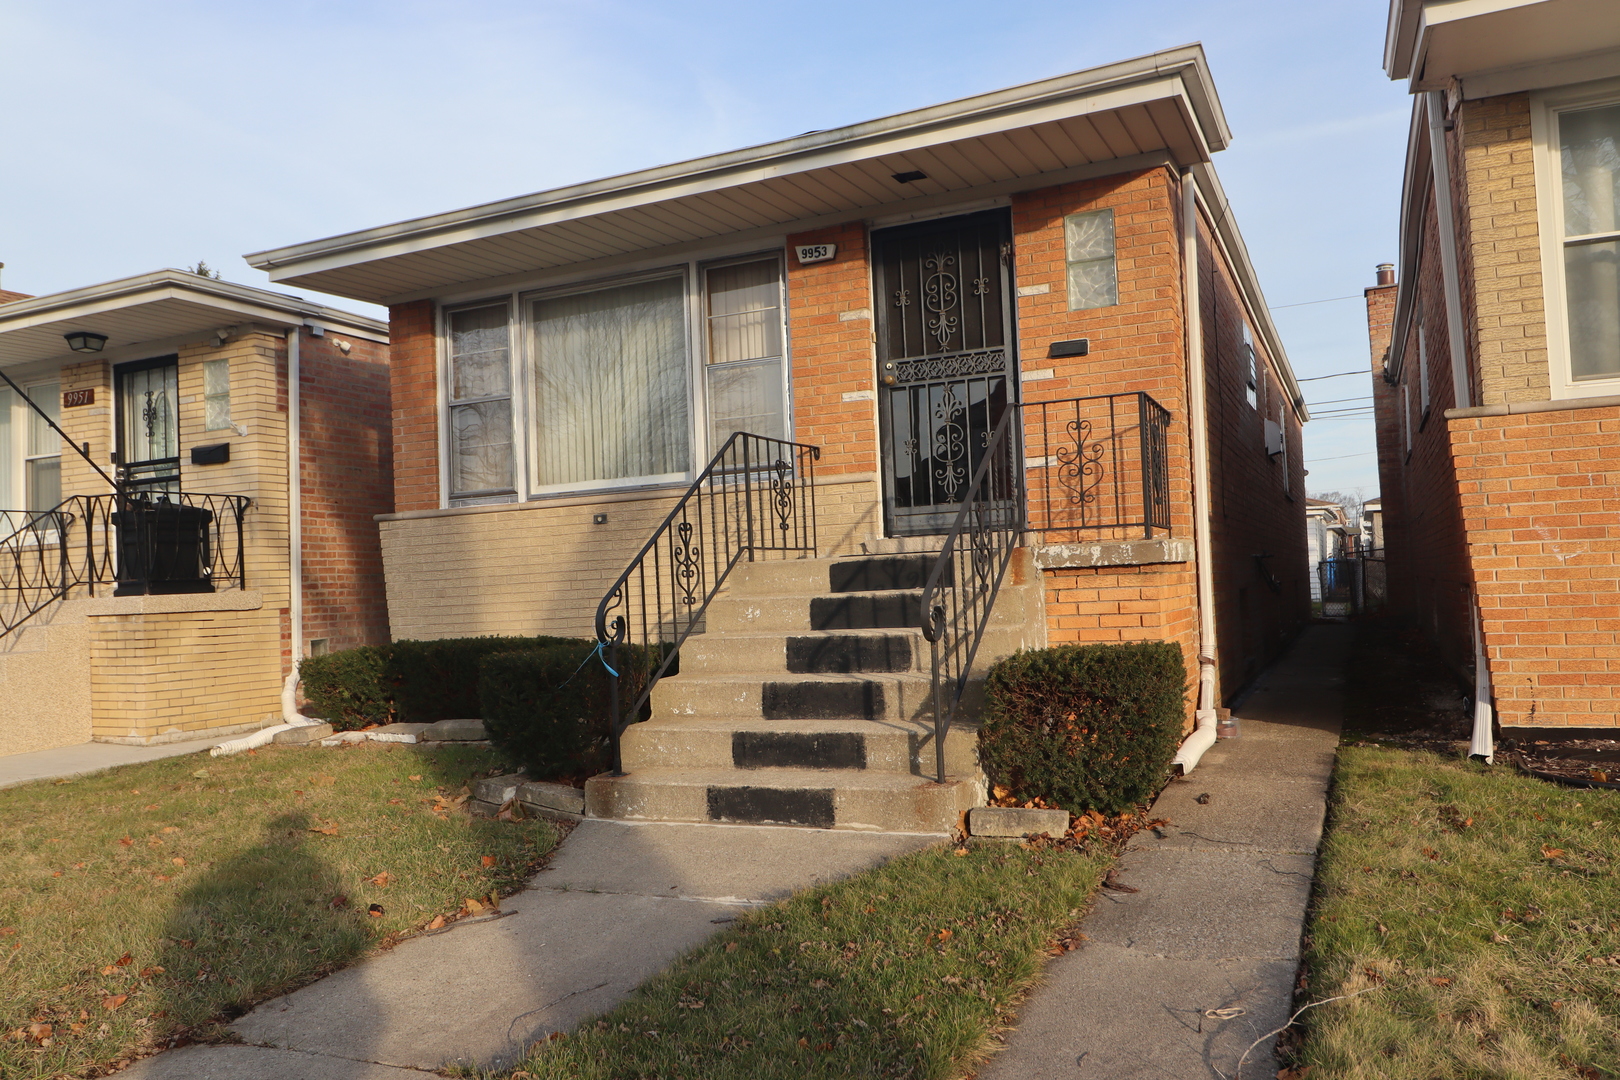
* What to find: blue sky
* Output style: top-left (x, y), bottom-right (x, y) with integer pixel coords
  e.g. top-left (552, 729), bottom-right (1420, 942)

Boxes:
top-left (0, 0), bottom-right (1410, 500)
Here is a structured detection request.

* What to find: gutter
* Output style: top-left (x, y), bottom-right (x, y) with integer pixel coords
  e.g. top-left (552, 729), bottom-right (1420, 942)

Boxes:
top-left (1426, 92), bottom-right (1473, 409)
top-left (1171, 167), bottom-right (1220, 774)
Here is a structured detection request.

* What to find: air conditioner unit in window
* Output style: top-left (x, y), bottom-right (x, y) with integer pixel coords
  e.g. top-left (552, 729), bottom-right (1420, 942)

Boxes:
top-left (1264, 418), bottom-right (1284, 457)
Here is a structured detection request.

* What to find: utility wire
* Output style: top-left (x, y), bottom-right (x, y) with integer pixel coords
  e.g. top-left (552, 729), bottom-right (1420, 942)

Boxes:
top-left (1268, 294), bottom-right (1363, 310)
top-left (1298, 370), bottom-right (1365, 382)
top-left (1305, 450), bottom-right (1378, 461)
top-left (1306, 395), bottom-right (1373, 406)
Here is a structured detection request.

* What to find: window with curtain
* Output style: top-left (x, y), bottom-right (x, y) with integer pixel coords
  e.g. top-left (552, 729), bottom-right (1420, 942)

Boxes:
top-left (447, 303), bottom-right (514, 498)
top-left (1064, 208), bottom-right (1118, 310)
top-left (1559, 102), bottom-right (1620, 381)
top-left (704, 258), bottom-right (785, 448)
top-left (529, 274), bottom-right (690, 489)
top-left (25, 382), bottom-right (60, 512)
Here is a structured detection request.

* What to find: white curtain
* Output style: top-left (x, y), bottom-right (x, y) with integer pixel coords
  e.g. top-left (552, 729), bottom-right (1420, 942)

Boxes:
top-left (530, 276), bottom-right (690, 487)
top-left (706, 259), bottom-right (785, 446)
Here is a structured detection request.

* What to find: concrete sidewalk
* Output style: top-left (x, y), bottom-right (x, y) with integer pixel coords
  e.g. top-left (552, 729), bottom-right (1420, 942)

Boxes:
top-left (978, 623), bottom-right (1348, 1080)
top-left (0, 736), bottom-right (222, 789)
top-left (120, 819), bottom-right (940, 1078)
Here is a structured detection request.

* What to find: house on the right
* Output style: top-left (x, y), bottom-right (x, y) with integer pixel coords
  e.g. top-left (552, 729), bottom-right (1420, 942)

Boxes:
top-left (1371, 0), bottom-right (1620, 748)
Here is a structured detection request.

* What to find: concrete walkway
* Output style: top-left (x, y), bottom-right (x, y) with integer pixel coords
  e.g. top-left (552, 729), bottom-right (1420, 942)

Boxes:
top-left (0, 736), bottom-right (222, 789)
top-left (978, 623), bottom-right (1348, 1080)
top-left (120, 819), bottom-right (939, 1078)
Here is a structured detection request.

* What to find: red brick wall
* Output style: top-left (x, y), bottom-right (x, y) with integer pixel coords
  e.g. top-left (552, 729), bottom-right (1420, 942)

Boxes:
top-left (1451, 405), bottom-right (1620, 727)
top-left (1196, 209), bottom-right (1310, 694)
top-left (388, 300), bottom-right (439, 512)
top-left (298, 328), bottom-right (393, 651)
top-left (783, 221), bottom-right (878, 477)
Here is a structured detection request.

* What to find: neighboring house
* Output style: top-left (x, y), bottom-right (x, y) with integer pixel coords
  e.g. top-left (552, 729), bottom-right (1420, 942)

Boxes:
top-left (1370, 1), bottom-right (1620, 747)
top-left (1362, 495), bottom-right (1383, 553)
top-left (0, 271), bottom-right (391, 756)
top-left (1305, 498), bottom-right (1353, 602)
top-left (249, 46), bottom-right (1308, 828)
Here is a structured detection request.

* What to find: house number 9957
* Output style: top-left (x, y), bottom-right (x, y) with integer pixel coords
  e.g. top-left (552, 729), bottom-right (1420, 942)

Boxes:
top-left (795, 244), bottom-right (836, 265)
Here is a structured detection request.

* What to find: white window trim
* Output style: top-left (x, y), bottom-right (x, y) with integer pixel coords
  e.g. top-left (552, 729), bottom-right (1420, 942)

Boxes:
top-left (437, 249), bottom-right (793, 508)
top-left (1531, 77), bottom-right (1620, 400)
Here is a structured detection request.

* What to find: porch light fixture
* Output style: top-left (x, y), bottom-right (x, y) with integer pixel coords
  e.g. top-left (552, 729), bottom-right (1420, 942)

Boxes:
top-left (64, 331), bottom-right (108, 353)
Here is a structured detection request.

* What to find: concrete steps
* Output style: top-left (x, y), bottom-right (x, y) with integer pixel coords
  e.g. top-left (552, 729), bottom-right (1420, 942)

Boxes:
top-left (586, 550), bottom-right (1045, 833)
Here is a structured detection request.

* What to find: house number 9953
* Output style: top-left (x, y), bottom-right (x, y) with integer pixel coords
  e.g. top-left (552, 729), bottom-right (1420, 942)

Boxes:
top-left (795, 244), bottom-right (836, 265)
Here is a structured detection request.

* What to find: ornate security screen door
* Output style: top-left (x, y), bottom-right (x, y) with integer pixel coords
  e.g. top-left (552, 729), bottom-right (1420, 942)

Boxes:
top-left (873, 209), bottom-right (1017, 536)
top-left (115, 357), bottom-right (181, 494)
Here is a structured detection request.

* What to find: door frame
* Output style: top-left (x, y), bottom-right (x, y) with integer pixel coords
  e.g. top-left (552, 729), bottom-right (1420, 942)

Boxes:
top-left (113, 354), bottom-right (182, 493)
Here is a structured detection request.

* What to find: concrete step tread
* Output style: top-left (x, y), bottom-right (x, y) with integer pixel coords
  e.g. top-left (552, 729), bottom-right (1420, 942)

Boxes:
top-left (602, 766), bottom-right (976, 790)
top-left (628, 716), bottom-right (956, 735)
top-left (663, 671), bottom-right (933, 686)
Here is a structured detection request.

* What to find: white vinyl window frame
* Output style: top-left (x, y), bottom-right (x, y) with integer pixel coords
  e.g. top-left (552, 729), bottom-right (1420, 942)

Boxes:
top-left (1531, 78), bottom-right (1620, 400)
top-left (435, 246), bottom-right (794, 508)
top-left (440, 298), bottom-right (519, 505)
top-left (0, 378), bottom-right (64, 538)
top-left (699, 252), bottom-right (792, 453)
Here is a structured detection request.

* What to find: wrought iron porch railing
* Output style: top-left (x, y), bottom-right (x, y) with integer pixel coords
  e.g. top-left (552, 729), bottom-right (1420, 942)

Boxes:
top-left (917, 391), bottom-right (1174, 780)
top-left (0, 492), bottom-right (252, 641)
top-left (1021, 391), bottom-right (1172, 541)
top-left (919, 407), bottom-right (1024, 782)
top-left (596, 432), bottom-right (821, 775)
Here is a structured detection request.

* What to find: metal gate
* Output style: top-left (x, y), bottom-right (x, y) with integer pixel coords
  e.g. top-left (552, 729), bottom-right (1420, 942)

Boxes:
top-left (872, 210), bottom-right (1016, 536)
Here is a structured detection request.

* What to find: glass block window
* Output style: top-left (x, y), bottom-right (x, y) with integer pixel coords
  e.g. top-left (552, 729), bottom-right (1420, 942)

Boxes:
top-left (203, 358), bottom-right (231, 431)
top-left (446, 303), bottom-right (514, 498)
top-left (1064, 209), bottom-right (1118, 310)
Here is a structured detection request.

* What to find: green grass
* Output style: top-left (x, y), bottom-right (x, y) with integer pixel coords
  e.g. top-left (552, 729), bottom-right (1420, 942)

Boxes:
top-left (490, 838), bottom-right (1111, 1080)
top-left (1293, 746), bottom-right (1620, 1078)
top-left (0, 741), bottom-right (559, 1079)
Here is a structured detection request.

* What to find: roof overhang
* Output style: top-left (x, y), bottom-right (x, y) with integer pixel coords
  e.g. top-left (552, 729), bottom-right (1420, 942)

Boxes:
top-left (1386, 0), bottom-right (1620, 93)
top-left (0, 271), bottom-right (387, 371)
top-left (246, 45), bottom-right (1231, 305)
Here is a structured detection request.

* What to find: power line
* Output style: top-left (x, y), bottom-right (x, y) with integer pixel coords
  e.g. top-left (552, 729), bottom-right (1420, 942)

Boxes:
top-left (1306, 394), bottom-right (1373, 406)
top-left (1297, 370), bottom-right (1365, 382)
top-left (1269, 294), bottom-right (1363, 310)
top-left (1305, 450), bottom-right (1378, 462)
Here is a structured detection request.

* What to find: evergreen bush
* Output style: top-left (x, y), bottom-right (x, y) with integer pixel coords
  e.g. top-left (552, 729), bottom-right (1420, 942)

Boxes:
top-left (978, 641), bottom-right (1186, 815)
top-left (298, 645), bottom-right (392, 730)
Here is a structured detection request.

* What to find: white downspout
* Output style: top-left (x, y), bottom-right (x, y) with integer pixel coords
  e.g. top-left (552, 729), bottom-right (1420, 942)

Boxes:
top-left (212, 324), bottom-right (314, 756)
top-left (1172, 168), bottom-right (1220, 774)
top-left (1426, 91), bottom-right (1472, 410)
top-left (1469, 597), bottom-right (1495, 763)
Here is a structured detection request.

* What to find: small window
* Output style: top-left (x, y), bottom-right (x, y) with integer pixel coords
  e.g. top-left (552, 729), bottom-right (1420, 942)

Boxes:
top-left (446, 303), bottom-right (515, 499)
top-left (203, 358), bottom-right (231, 431)
top-left (1557, 102), bottom-right (1620, 381)
top-left (1416, 307), bottom-right (1431, 417)
top-left (1402, 383), bottom-right (1413, 455)
top-left (704, 257), bottom-right (786, 448)
top-left (1064, 209), bottom-right (1117, 309)
top-left (1277, 406), bottom-right (1289, 494)
top-left (1242, 323), bottom-right (1258, 409)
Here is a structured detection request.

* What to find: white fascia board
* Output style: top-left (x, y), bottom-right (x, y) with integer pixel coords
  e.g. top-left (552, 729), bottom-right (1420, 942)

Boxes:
top-left (1386, 0), bottom-right (1422, 78)
top-left (1188, 162), bottom-right (1307, 421)
top-left (245, 46), bottom-right (1226, 281)
top-left (0, 270), bottom-right (387, 338)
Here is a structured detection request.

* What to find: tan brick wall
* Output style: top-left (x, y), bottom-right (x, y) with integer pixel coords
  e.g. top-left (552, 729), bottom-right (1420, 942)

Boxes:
top-left (1451, 404), bottom-right (1620, 727)
top-left (1458, 92), bottom-right (1550, 404)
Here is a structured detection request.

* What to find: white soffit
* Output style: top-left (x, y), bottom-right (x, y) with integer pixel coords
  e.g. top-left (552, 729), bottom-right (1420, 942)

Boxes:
top-left (0, 271), bottom-right (387, 370)
top-left (246, 45), bottom-right (1230, 305)
top-left (1388, 0), bottom-right (1620, 90)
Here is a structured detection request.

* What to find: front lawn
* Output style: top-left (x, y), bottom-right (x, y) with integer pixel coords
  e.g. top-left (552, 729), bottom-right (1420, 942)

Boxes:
top-left (1292, 746), bottom-right (1620, 1078)
top-left (0, 741), bottom-right (559, 1079)
top-left (495, 836), bottom-right (1112, 1080)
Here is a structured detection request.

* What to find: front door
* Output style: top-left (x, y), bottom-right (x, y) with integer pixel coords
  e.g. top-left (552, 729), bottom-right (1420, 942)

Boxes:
top-left (115, 356), bottom-right (180, 494)
top-left (873, 210), bottom-right (1016, 536)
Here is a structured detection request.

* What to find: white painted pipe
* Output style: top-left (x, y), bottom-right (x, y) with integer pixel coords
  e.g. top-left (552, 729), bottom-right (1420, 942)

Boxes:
top-left (287, 324), bottom-right (304, 696)
top-left (1172, 167), bottom-right (1221, 775)
top-left (1469, 598), bottom-right (1495, 763)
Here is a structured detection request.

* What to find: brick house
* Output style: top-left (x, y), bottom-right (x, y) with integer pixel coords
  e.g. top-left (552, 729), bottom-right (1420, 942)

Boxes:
top-left (250, 46), bottom-right (1308, 829)
top-left (1370, 1), bottom-right (1620, 752)
top-left (0, 271), bottom-right (390, 756)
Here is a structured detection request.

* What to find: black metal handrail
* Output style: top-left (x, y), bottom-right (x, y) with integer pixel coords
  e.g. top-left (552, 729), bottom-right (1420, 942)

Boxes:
top-left (0, 492), bottom-right (252, 641)
top-left (919, 407), bottom-right (1025, 782)
top-left (1022, 391), bottom-right (1172, 540)
top-left (596, 432), bottom-right (820, 774)
top-left (0, 510), bottom-right (76, 639)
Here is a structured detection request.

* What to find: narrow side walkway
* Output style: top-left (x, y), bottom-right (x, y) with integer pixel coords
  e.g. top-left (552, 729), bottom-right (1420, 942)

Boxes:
top-left (978, 623), bottom-right (1348, 1080)
top-left (0, 736), bottom-right (222, 789)
top-left (118, 820), bottom-right (939, 1079)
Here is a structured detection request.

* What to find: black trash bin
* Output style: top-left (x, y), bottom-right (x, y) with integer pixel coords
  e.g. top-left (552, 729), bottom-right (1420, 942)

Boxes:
top-left (113, 497), bottom-right (215, 596)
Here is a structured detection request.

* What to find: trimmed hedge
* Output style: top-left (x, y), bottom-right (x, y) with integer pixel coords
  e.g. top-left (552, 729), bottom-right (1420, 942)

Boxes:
top-left (978, 641), bottom-right (1186, 815)
top-left (299, 636), bottom-right (581, 730)
top-left (478, 645), bottom-right (610, 779)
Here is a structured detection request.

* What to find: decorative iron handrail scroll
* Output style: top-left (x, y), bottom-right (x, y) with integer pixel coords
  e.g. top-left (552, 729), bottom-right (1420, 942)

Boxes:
top-left (919, 407), bottom-right (1024, 783)
top-left (1022, 392), bottom-right (1172, 540)
top-left (595, 432), bottom-right (820, 775)
top-left (0, 492), bottom-right (252, 642)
